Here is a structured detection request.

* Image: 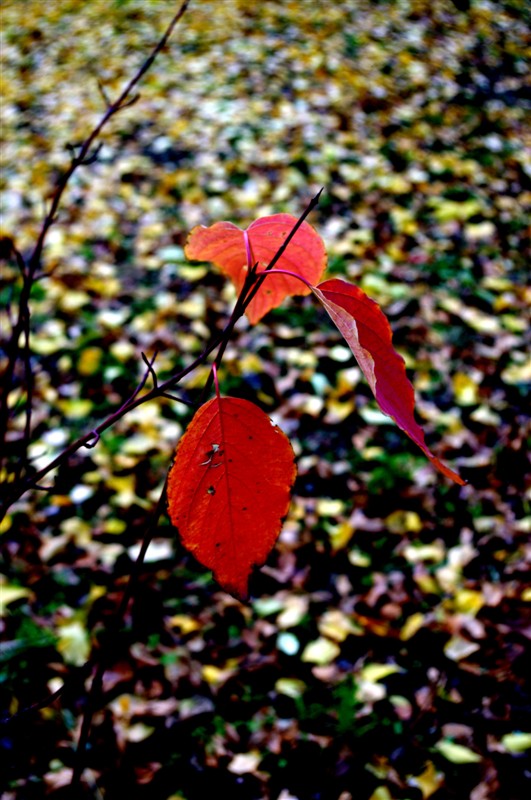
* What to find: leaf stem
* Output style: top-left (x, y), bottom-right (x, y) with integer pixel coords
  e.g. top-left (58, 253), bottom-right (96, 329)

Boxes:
top-left (255, 267), bottom-right (314, 291)
top-left (239, 188), bottom-right (323, 313)
top-left (212, 363), bottom-right (221, 399)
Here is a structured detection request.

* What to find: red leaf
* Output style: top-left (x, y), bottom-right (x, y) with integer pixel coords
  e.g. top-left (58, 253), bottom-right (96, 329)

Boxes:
top-left (184, 214), bottom-right (327, 324)
top-left (167, 397), bottom-right (296, 599)
top-left (312, 278), bottom-right (465, 485)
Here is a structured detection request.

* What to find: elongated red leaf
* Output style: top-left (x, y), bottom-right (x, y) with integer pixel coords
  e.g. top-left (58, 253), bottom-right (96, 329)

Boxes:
top-left (167, 397), bottom-right (296, 599)
top-left (312, 278), bottom-right (465, 485)
top-left (184, 214), bottom-right (327, 324)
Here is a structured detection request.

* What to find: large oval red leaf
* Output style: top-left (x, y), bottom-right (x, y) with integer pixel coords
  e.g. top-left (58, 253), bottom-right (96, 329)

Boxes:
top-left (167, 397), bottom-right (296, 599)
top-left (313, 278), bottom-right (465, 485)
top-left (184, 214), bottom-right (327, 324)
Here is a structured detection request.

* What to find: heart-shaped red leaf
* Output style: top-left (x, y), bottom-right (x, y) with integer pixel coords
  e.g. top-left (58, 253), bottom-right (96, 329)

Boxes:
top-left (167, 397), bottom-right (296, 599)
top-left (313, 278), bottom-right (464, 485)
top-left (184, 214), bottom-right (327, 324)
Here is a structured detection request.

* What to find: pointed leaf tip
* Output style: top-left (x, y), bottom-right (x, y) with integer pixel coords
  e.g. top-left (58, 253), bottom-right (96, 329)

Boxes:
top-left (185, 214), bottom-right (327, 324)
top-left (313, 278), bottom-right (465, 485)
top-left (167, 397), bottom-right (296, 599)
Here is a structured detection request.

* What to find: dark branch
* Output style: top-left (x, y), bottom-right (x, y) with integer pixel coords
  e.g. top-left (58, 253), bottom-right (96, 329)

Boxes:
top-left (141, 351), bottom-right (158, 389)
top-left (70, 478), bottom-right (170, 787)
top-left (0, 0), bottom-right (190, 468)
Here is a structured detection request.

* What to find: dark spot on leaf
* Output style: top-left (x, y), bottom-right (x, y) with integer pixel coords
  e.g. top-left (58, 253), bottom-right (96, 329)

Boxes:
top-left (207, 486), bottom-right (215, 495)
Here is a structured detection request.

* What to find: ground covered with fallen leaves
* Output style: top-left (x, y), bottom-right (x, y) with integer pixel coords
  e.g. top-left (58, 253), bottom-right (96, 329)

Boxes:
top-left (1, 1), bottom-right (530, 798)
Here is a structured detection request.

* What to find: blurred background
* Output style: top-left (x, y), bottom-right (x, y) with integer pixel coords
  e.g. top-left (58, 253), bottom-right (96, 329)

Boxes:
top-left (1, 1), bottom-right (530, 798)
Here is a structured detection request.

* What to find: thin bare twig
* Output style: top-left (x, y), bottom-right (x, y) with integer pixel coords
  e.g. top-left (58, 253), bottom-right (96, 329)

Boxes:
top-left (28, 0), bottom-right (190, 275)
top-left (20, 307), bottom-right (34, 478)
top-left (0, 480), bottom-right (169, 787)
top-left (160, 392), bottom-right (195, 407)
top-left (0, 0), bottom-right (190, 469)
top-left (242, 187), bottom-right (323, 309)
top-left (70, 478), bottom-right (169, 788)
top-left (12, 242), bottom-right (28, 278)
top-left (96, 78), bottom-right (112, 108)
top-left (0, 673), bottom-right (86, 726)
top-left (0, 0), bottom-right (192, 762)
top-left (141, 351), bottom-right (159, 389)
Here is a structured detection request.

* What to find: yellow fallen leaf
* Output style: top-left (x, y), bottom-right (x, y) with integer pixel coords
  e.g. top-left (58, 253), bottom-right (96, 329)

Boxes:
top-left (378, 174), bottom-right (410, 193)
top-left (85, 275), bottom-right (121, 298)
top-left (0, 515), bottom-right (12, 534)
top-left (409, 760), bottom-right (444, 798)
top-left (429, 198), bottom-right (483, 223)
top-left (348, 549), bottom-right (371, 568)
top-left (0, 581), bottom-right (32, 614)
top-left (465, 221), bottom-right (495, 240)
top-left (403, 543), bottom-right (445, 563)
top-left (324, 398), bottom-right (356, 424)
top-left (57, 620), bottom-right (90, 666)
top-left (392, 207), bottom-right (418, 234)
top-left (110, 341), bottom-right (136, 362)
top-left (369, 788), bottom-right (393, 800)
top-left (385, 510), bottom-right (423, 534)
top-left (316, 498), bottom-right (345, 517)
top-left (253, 597), bottom-right (284, 616)
top-left (275, 678), bottom-right (306, 699)
top-left (318, 609), bottom-right (361, 642)
top-left (60, 290), bottom-right (91, 312)
top-left (121, 434), bottom-right (159, 455)
top-left (452, 373), bottom-right (479, 406)
top-left (361, 663), bottom-right (402, 682)
top-left (400, 612), bottom-right (425, 641)
top-left (501, 732), bottom-right (531, 753)
top-left (327, 521), bottom-right (355, 550)
top-left (228, 751), bottom-right (261, 775)
top-left (301, 637), bottom-right (340, 665)
top-left (168, 614), bottom-right (201, 635)
top-left (77, 347), bottom-right (103, 376)
top-left (278, 595), bottom-right (309, 628)
top-left (501, 360), bottom-right (531, 385)
top-left (414, 573), bottom-right (440, 595)
top-left (500, 314), bottom-right (528, 333)
top-left (435, 740), bottom-right (481, 764)
top-left (444, 636), bottom-right (481, 662)
top-left (124, 723), bottom-right (155, 743)
top-left (469, 406), bottom-right (501, 426)
top-left (107, 475), bottom-right (138, 508)
top-left (202, 665), bottom-right (225, 685)
top-left (57, 399), bottom-right (94, 420)
top-left (104, 519), bottom-right (127, 535)
top-left (453, 589), bottom-right (484, 615)
top-left (440, 297), bottom-right (502, 334)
